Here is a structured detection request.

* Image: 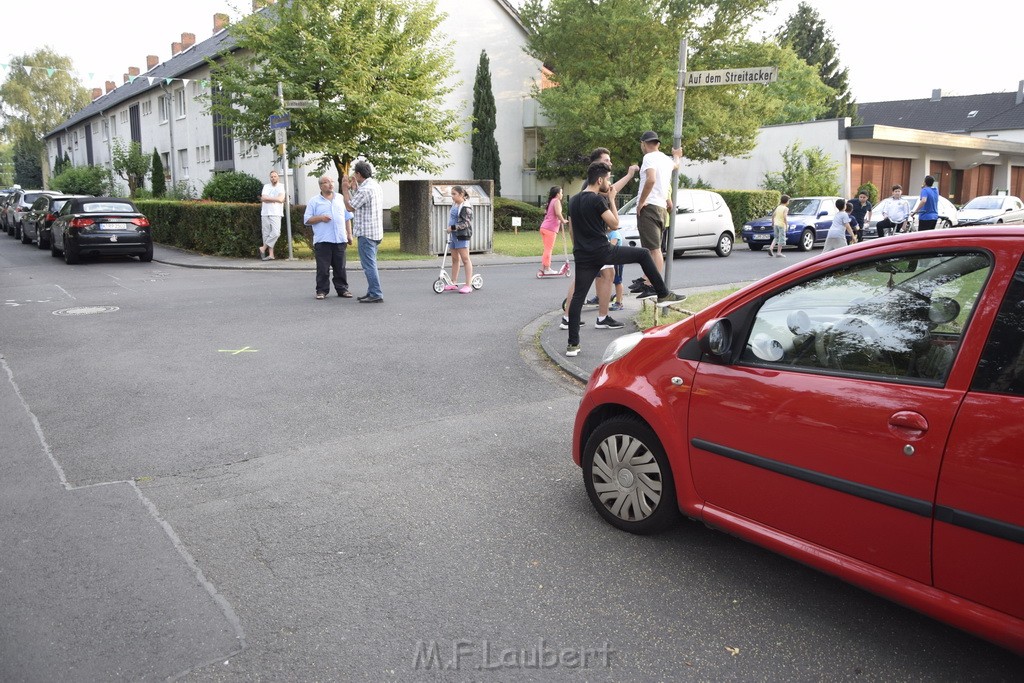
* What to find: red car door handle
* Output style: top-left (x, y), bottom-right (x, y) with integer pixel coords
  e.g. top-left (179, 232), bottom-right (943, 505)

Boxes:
top-left (889, 411), bottom-right (929, 433)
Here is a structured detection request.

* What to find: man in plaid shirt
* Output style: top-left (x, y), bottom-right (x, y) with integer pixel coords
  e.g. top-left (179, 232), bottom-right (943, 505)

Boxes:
top-left (342, 160), bottom-right (385, 303)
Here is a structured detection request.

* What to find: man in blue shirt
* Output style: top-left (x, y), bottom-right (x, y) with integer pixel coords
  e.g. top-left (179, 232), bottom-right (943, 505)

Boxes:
top-left (304, 175), bottom-right (353, 300)
top-left (913, 175), bottom-right (940, 231)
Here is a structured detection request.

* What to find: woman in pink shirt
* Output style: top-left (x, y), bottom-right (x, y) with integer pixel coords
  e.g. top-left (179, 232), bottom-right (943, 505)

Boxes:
top-left (539, 186), bottom-right (566, 274)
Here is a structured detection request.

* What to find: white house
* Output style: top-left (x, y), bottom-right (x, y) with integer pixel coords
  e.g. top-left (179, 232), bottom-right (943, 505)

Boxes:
top-left (683, 84), bottom-right (1024, 204)
top-left (44, 0), bottom-right (543, 208)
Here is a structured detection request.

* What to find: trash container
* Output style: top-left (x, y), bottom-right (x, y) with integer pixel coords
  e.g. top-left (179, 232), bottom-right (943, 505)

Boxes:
top-left (398, 179), bottom-right (494, 255)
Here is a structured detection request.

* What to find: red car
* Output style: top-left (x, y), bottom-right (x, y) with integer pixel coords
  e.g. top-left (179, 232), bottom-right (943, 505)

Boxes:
top-left (573, 227), bottom-right (1024, 654)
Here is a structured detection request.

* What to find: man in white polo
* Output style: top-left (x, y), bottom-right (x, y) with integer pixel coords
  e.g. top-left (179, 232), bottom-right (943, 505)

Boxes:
top-left (634, 131), bottom-right (677, 299)
top-left (258, 169), bottom-right (286, 260)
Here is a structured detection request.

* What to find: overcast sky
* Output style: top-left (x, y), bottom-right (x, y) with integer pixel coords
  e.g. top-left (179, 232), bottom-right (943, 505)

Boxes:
top-left (3, 0), bottom-right (1018, 106)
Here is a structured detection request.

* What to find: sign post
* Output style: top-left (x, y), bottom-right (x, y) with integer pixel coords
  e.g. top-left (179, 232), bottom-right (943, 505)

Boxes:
top-left (271, 89), bottom-right (320, 259)
top-left (663, 57), bottom-right (777, 290)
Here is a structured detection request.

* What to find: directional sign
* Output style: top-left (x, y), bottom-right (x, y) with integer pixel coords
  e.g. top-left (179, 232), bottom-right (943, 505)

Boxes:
top-left (269, 113), bottom-right (291, 129)
top-left (686, 66), bottom-right (778, 87)
top-left (284, 100), bottom-right (319, 108)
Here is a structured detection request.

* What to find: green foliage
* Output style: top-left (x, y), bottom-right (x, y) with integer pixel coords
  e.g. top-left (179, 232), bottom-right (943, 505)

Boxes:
top-left (201, 171), bottom-right (263, 203)
top-left (151, 149), bottom-right (167, 198)
top-left (0, 49), bottom-right (90, 144)
top-left (168, 181), bottom-right (197, 201)
top-left (111, 140), bottom-right (151, 197)
top-left (493, 196), bottom-right (546, 232)
top-left (776, 2), bottom-right (856, 119)
top-left (13, 136), bottom-right (42, 187)
top-left (50, 165), bottom-right (110, 195)
top-left (52, 151), bottom-right (71, 177)
top-left (520, 0), bottom-right (793, 180)
top-left (717, 189), bottom-right (781, 231)
top-left (471, 51), bottom-right (501, 196)
top-left (761, 143), bottom-right (841, 197)
top-left (207, 0), bottom-right (459, 180)
top-left (856, 182), bottom-right (879, 205)
top-left (0, 141), bottom-right (13, 186)
top-left (390, 204), bottom-right (401, 230)
top-left (679, 174), bottom-right (713, 189)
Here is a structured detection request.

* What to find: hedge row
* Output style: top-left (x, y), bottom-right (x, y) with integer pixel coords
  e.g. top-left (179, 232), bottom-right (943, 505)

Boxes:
top-left (136, 200), bottom-right (313, 258)
top-left (717, 190), bottom-right (781, 232)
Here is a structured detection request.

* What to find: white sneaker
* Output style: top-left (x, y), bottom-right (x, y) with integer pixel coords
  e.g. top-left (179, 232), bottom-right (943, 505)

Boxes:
top-left (544, 267), bottom-right (559, 275)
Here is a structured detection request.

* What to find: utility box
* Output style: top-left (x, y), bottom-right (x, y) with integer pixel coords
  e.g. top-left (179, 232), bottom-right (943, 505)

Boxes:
top-left (398, 179), bottom-right (494, 255)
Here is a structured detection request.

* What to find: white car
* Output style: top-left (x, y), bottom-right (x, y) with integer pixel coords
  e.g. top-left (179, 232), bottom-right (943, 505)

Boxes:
top-left (956, 195), bottom-right (1024, 225)
top-left (619, 189), bottom-right (735, 257)
top-left (865, 194), bottom-right (959, 237)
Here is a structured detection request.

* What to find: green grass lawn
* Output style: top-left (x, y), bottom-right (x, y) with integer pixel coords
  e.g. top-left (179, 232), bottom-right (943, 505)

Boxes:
top-left (634, 287), bottom-right (740, 330)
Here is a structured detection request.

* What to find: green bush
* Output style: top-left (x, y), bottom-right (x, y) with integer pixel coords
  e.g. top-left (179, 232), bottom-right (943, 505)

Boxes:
top-left (50, 165), bottom-right (110, 196)
top-left (494, 196), bottom-right (546, 231)
top-left (856, 181), bottom-right (879, 205)
top-left (390, 204), bottom-right (400, 230)
top-left (201, 171), bottom-right (263, 203)
top-left (717, 189), bottom-right (781, 232)
top-left (137, 199), bottom-right (313, 257)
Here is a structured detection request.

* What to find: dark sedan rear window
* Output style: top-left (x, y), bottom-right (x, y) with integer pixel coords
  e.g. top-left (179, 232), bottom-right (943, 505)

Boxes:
top-left (23, 193), bottom-right (45, 203)
top-left (81, 202), bottom-right (136, 213)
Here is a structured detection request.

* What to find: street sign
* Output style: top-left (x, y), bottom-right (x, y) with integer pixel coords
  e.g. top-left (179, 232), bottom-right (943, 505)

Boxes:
top-left (275, 128), bottom-right (286, 145)
top-left (284, 100), bottom-right (319, 108)
top-left (269, 113), bottom-right (291, 129)
top-left (685, 66), bottom-right (778, 87)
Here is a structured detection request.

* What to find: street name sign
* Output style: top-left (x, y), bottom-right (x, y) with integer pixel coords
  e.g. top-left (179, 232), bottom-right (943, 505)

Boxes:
top-left (284, 100), bottom-right (319, 108)
top-left (686, 66), bottom-right (778, 87)
top-left (269, 113), bottom-right (291, 129)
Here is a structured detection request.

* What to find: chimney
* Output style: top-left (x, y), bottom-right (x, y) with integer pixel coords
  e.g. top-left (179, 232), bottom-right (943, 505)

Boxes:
top-left (91, 87), bottom-right (103, 100)
top-left (181, 32), bottom-right (196, 50)
top-left (1017, 80), bottom-right (1024, 106)
top-left (147, 55), bottom-right (159, 71)
top-left (105, 80), bottom-right (116, 93)
top-left (171, 41), bottom-right (183, 56)
top-left (213, 13), bottom-right (229, 33)
top-left (931, 89), bottom-right (941, 102)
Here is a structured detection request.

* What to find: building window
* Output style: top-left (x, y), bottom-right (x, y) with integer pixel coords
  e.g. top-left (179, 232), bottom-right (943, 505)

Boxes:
top-left (102, 119), bottom-right (109, 142)
top-left (194, 145), bottom-right (211, 165)
top-left (238, 139), bottom-right (259, 159)
top-left (73, 131), bottom-right (79, 150)
top-left (178, 149), bottom-right (189, 178)
top-left (175, 88), bottom-right (186, 118)
top-left (119, 110), bottom-right (128, 125)
top-left (158, 96), bottom-right (169, 123)
top-left (109, 116), bottom-right (117, 138)
top-left (141, 99), bottom-right (152, 116)
top-left (161, 152), bottom-right (170, 175)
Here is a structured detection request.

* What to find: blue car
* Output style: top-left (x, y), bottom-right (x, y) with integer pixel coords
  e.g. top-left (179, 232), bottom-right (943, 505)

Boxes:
top-left (741, 196), bottom-right (843, 252)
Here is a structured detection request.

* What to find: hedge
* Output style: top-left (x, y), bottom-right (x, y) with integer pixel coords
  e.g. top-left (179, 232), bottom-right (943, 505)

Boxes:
top-left (493, 196), bottom-right (546, 231)
top-left (716, 190), bottom-right (781, 232)
top-left (137, 200), bottom-right (313, 257)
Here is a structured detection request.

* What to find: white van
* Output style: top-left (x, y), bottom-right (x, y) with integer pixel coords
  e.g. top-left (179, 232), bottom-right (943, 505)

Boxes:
top-left (618, 189), bottom-right (735, 257)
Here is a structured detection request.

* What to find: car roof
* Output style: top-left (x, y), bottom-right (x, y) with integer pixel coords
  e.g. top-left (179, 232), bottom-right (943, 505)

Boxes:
top-left (66, 196), bottom-right (139, 211)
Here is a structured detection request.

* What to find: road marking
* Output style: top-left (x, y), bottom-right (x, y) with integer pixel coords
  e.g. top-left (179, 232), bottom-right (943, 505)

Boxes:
top-left (218, 346), bottom-right (258, 355)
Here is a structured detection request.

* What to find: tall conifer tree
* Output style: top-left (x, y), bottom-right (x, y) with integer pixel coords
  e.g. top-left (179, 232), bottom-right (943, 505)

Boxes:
top-left (471, 50), bottom-right (501, 196)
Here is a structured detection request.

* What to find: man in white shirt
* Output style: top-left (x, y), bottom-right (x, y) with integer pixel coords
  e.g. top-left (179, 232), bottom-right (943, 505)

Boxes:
top-left (259, 169), bottom-right (286, 260)
top-left (634, 131), bottom-right (679, 299)
top-left (875, 185), bottom-right (912, 237)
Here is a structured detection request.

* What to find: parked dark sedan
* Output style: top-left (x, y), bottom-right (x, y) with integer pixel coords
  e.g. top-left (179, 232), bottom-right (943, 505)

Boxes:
top-left (21, 194), bottom-right (90, 248)
top-left (50, 197), bottom-right (153, 264)
top-left (5, 190), bottom-right (59, 240)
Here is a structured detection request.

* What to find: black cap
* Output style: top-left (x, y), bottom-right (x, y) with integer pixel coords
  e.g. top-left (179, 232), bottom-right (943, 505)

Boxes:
top-left (639, 131), bottom-right (660, 143)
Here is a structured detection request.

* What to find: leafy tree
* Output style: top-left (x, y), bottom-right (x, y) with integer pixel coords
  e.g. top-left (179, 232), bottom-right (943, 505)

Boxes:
top-left (0, 49), bottom-right (90, 186)
top-left (856, 182), bottom-right (879, 205)
top-left (112, 140), bottom-right (151, 198)
top-left (51, 165), bottom-right (110, 195)
top-left (0, 140), bottom-right (13, 186)
top-left (207, 0), bottom-right (459, 180)
top-left (471, 51), bottom-right (501, 196)
top-left (519, 0), bottom-right (812, 180)
top-left (761, 142), bottom-right (840, 197)
top-left (201, 171), bottom-right (263, 202)
top-left (151, 149), bottom-right (167, 198)
top-left (52, 151), bottom-right (70, 177)
top-left (776, 2), bottom-right (855, 119)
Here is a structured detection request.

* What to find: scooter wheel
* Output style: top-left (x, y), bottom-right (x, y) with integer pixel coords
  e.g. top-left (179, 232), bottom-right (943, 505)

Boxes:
top-left (471, 274), bottom-right (483, 290)
top-left (564, 267), bottom-right (571, 277)
top-left (537, 270), bottom-right (544, 279)
top-left (432, 279), bottom-right (445, 294)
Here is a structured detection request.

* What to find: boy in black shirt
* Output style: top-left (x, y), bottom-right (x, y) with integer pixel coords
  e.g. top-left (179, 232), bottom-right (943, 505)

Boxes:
top-left (565, 161), bottom-right (684, 356)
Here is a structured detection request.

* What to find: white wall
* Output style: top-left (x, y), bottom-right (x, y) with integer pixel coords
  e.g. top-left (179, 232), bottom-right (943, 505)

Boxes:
top-left (681, 119), bottom-right (851, 194)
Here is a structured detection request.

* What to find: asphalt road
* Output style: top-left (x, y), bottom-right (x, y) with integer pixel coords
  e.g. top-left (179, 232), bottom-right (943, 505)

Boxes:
top-left (1, 239), bottom-right (1019, 681)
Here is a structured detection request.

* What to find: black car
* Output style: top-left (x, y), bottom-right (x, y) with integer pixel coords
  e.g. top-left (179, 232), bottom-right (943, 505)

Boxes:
top-left (50, 197), bottom-right (153, 264)
top-left (0, 191), bottom-right (14, 232)
top-left (22, 194), bottom-right (90, 248)
top-left (6, 190), bottom-right (58, 240)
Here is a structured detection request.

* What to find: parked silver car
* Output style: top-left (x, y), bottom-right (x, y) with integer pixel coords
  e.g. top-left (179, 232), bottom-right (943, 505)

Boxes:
top-left (619, 189), bottom-right (735, 257)
top-left (956, 195), bottom-right (1024, 225)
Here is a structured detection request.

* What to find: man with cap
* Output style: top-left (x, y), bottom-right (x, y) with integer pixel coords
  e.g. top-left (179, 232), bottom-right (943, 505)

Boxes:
top-left (634, 131), bottom-right (680, 299)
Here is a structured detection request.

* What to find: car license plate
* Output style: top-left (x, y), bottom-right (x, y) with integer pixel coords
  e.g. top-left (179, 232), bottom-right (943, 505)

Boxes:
top-left (752, 234), bottom-right (771, 241)
top-left (99, 222), bottom-right (129, 230)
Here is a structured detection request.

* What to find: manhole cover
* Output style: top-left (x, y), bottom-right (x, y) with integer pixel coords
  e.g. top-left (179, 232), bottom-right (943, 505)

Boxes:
top-left (52, 306), bottom-right (120, 316)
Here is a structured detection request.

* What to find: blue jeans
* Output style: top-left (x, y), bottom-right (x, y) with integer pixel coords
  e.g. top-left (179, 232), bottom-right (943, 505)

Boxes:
top-left (357, 236), bottom-right (382, 298)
